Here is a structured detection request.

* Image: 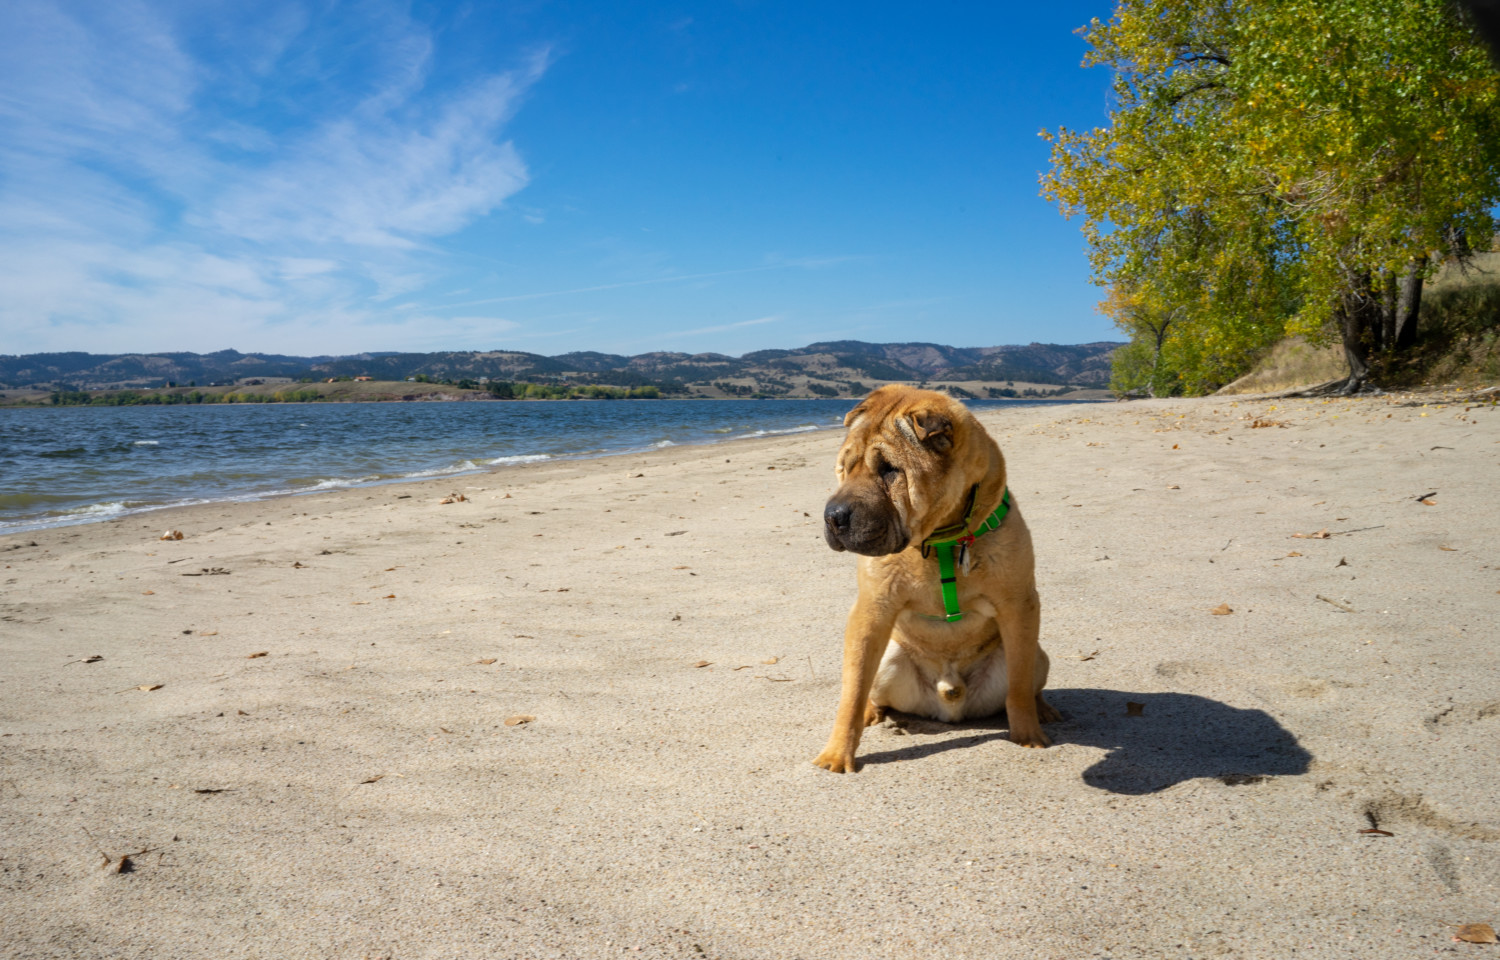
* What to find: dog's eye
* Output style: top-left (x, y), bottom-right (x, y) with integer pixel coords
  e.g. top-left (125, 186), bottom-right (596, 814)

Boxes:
top-left (880, 463), bottom-right (901, 485)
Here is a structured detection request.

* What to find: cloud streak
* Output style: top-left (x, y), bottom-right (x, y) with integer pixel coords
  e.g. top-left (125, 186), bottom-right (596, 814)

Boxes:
top-left (0, 1), bottom-right (547, 354)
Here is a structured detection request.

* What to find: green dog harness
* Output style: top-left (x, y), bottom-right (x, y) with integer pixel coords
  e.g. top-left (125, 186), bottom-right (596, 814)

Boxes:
top-left (918, 485), bottom-right (1012, 622)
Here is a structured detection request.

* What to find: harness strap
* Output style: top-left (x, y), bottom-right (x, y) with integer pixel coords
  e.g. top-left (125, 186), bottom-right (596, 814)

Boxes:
top-left (920, 487), bottom-right (1011, 622)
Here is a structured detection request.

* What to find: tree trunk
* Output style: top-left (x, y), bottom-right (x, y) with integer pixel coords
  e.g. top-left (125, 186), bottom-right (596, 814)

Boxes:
top-left (1337, 276), bottom-right (1375, 394)
top-left (1377, 269), bottom-right (1398, 352)
top-left (1394, 255), bottom-right (1427, 352)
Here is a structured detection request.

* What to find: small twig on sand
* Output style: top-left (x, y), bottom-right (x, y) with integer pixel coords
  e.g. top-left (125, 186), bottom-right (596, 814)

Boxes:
top-left (1334, 525), bottom-right (1385, 536)
top-left (1316, 594), bottom-right (1356, 613)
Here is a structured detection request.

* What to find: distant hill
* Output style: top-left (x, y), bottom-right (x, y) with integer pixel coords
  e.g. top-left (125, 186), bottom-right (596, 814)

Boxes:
top-left (0, 341), bottom-right (1122, 394)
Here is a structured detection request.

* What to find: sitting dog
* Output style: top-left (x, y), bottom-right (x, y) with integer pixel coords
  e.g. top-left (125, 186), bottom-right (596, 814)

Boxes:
top-left (815, 386), bottom-right (1058, 773)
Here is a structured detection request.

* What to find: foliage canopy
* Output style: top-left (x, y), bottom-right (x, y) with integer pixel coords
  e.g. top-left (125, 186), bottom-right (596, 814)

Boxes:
top-left (1043, 0), bottom-right (1500, 394)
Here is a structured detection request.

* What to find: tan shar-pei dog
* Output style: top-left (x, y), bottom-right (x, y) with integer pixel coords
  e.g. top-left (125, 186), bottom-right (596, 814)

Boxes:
top-left (815, 385), bottom-right (1059, 773)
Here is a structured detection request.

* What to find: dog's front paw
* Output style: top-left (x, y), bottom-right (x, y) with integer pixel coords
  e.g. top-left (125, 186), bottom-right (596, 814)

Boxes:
top-left (813, 745), bottom-right (860, 773)
top-left (1008, 724), bottom-right (1052, 749)
top-left (863, 702), bottom-right (887, 727)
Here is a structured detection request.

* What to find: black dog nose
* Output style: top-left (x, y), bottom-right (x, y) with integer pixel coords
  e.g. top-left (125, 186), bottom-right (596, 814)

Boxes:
top-left (824, 501), bottom-right (852, 534)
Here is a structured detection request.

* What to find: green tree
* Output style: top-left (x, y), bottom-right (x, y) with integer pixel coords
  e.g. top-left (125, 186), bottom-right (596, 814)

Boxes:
top-left (1044, 0), bottom-right (1500, 394)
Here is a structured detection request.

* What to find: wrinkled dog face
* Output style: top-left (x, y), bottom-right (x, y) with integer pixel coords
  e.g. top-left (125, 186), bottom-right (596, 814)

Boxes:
top-left (823, 389), bottom-right (960, 556)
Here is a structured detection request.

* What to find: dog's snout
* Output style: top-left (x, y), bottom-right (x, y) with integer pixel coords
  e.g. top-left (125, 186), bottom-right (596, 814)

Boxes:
top-left (825, 501), bottom-right (852, 534)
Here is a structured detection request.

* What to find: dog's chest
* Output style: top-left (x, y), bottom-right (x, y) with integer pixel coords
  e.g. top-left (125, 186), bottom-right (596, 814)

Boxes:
top-left (893, 610), bottom-right (1001, 662)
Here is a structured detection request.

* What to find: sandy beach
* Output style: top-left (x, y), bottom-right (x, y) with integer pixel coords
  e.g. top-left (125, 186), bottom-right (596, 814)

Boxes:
top-left (2, 393), bottom-right (1497, 959)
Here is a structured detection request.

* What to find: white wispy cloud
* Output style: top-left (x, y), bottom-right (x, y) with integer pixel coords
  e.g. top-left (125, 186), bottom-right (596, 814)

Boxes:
top-left (0, 0), bottom-right (546, 354)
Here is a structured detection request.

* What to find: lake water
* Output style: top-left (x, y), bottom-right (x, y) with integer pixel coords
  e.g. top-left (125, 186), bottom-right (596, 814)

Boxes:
top-left (0, 397), bottom-right (1090, 535)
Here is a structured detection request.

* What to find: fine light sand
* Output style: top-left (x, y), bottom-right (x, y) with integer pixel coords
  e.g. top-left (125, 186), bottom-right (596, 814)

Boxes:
top-left (2, 394), bottom-right (1497, 959)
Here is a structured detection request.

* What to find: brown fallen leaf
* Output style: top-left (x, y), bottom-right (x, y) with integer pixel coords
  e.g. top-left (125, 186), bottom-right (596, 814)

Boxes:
top-left (733, 665), bottom-right (752, 671)
top-left (382, 594), bottom-right (396, 599)
top-left (350, 601), bottom-right (369, 605)
top-left (693, 660), bottom-right (712, 668)
top-left (1357, 828), bottom-right (1394, 837)
top-left (1292, 528), bottom-right (1331, 539)
top-left (1211, 603), bottom-right (1233, 615)
top-left (1166, 484), bottom-right (1180, 490)
top-left (504, 714), bottom-right (535, 726)
top-left (1335, 557), bottom-right (1348, 567)
top-left (142, 590), bottom-right (154, 595)
top-left (1286, 551), bottom-right (1303, 558)
top-left (475, 658), bottom-right (497, 665)
top-left (237, 709), bottom-right (248, 715)
top-left (199, 630), bottom-right (218, 636)
top-left (439, 727), bottom-right (451, 734)
top-left (136, 684), bottom-right (163, 691)
top-left (1126, 702), bottom-right (1145, 717)
top-left (761, 656), bottom-right (779, 665)
top-left (1455, 924), bottom-right (1498, 944)
top-left (1420, 498), bottom-right (1436, 506)
top-left (360, 775), bottom-right (385, 784)
top-left (1172, 443), bottom-right (1179, 450)
top-left (246, 651), bottom-right (268, 659)
top-left (1439, 546), bottom-right (1457, 552)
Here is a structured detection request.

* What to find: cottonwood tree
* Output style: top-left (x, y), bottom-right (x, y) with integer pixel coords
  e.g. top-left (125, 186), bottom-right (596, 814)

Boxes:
top-left (1043, 0), bottom-right (1500, 394)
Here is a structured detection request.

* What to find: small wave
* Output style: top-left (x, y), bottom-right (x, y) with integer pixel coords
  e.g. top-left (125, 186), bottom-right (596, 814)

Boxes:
top-left (133, 440), bottom-right (160, 446)
top-left (734, 424), bottom-right (820, 439)
top-left (652, 440), bottom-right (677, 448)
top-left (64, 501), bottom-right (129, 518)
top-left (399, 460), bottom-right (484, 479)
top-left (488, 454), bottom-right (551, 466)
top-left (305, 475), bottom-right (381, 491)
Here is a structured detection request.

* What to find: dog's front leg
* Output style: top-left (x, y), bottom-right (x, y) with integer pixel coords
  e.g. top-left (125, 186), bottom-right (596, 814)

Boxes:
top-left (813, 601), bottom-right (895, 773)
top-left (997, 587), bottom-right (1051, 748)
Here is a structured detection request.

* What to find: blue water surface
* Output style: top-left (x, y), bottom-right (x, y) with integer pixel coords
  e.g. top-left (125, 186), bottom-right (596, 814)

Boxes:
top-left (0, 397), bottom-right (1091, 534)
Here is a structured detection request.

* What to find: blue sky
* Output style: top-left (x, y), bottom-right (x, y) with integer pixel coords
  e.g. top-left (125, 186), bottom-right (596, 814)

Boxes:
top-left (0, 1), bottom-right (1118, 358)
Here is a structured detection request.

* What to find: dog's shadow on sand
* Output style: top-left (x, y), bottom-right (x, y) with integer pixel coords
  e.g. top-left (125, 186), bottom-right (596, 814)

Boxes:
top-left (859, 688), bottom-right (1313, 794)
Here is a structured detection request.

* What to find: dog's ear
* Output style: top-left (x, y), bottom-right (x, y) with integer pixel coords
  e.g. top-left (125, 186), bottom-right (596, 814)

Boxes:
top-left (910, 410), bottom-right (953, 453)
top-left (843, 400), bottom-right (868, 428)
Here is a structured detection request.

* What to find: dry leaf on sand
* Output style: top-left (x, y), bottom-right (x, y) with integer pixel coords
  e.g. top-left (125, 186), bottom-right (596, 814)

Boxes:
top-left (1126, 702), bottom-right (1145, 717)
top-left (761, 657), bottom-right (779, 665)
top-left (142, 590), bottom-right (154, 595)
top-left (1454, 924), bottom-right (1497, 944)
top-left (1211, 603), bottom-right (1233, 615)
top-left (474, 658), bottom-right (497, 665)
top-left (504, 715), bottom-right (535, 726)
top-left (132, 684), bottom-right (163, 692)
top-left (360, 775), bottom-right (385, 784)
top-left (1357, 828), bottom-right (1394, 837)
top-left (1292, 528), bottom-right (1331, 539)
top-left (246, 651), bottom-right (268, 659)
top-left (693, 660), bottom-right (712, 668)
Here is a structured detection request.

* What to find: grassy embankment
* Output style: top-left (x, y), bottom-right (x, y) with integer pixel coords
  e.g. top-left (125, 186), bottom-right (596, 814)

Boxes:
top-left (1218, 251), bottom-right (1500, 395)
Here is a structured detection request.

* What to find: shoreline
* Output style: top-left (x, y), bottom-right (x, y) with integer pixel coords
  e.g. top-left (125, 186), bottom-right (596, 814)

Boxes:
top-left (0, 396), bottom-right (1109, 536)
top-left (2, 392), bottom-right (1496, 958)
